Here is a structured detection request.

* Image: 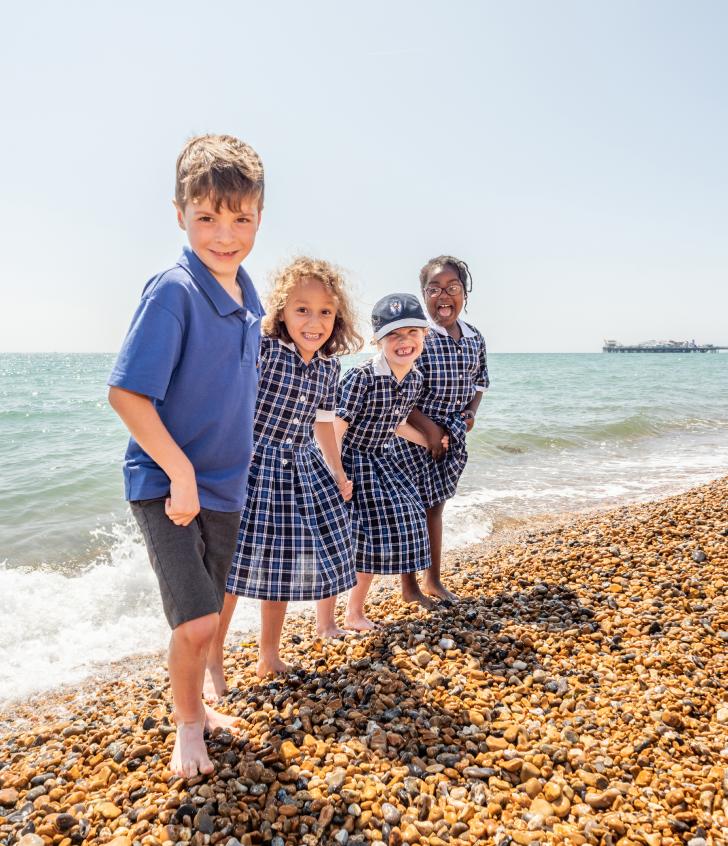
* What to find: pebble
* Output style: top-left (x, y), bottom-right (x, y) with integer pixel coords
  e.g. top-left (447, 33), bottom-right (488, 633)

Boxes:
top-left (585, 790), bottom-right (619, 810)
top-left (1, 478), bottom-right (727, 846)
top-left (381, 803), bottom-right (401, 825)
top-left (96, 802), bottom-right (122, 819)
top-left (193, 810), bottom-right (214, 834)
top-left (0, 788), bottom-right (19, 806)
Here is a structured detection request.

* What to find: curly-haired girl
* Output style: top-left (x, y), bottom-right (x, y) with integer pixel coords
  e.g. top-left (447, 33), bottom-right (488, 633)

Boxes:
top-left (205, 257), bottom-right (363, 691)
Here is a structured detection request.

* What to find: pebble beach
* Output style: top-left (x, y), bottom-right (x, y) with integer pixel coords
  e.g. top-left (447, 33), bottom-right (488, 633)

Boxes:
top-left (1, 478), bottom-right (727, 846)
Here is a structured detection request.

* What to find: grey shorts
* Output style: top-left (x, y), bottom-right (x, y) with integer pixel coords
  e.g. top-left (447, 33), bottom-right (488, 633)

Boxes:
top-left (130, 498), bottom-right (241, 629)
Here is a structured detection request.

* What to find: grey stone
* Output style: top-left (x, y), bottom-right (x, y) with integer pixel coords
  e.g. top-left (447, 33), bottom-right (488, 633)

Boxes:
top-left (381, 803), bottom-right (401, 826)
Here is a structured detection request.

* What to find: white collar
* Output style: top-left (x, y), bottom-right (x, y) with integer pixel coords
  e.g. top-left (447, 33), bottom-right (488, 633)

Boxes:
top-left (427, 316), bottom-right (476, 338)
top-left (277, 338), bottom-right (326, 361)
top-left (372, 349), bottom-right (392, 376)
top-left (372, 350), bottom-right (419, 384)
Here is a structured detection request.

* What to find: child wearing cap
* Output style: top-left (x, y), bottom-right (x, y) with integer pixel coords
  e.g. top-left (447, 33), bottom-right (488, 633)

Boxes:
top-left (334, 294), bottom-right (447, 629)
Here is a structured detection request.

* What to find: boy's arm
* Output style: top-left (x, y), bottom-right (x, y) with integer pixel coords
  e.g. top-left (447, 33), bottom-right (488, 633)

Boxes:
top-left (108, 386), bottom-right (200, 526)
top-left (406, 407), bottom-right (448, 460)
top-left (314, 421), bottom-right (352, 501)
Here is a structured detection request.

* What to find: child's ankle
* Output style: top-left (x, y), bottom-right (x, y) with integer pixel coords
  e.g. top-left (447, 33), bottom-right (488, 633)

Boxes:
top-left (172, 707), bottom-right (205, 726)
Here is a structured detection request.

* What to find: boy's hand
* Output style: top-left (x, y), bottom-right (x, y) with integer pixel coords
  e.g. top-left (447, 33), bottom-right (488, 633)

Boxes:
top-left (426, 424), bottom-right (449, 460)
top-left (441, 434), bottom-right (449, 450)
top-left (336, 475), bottom-right (353, 502)
top-left (166, 474), bottom-right (201, 526)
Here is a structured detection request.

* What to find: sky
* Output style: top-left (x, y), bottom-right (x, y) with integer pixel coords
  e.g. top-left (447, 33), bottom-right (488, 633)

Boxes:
top-left (1, 0), bottom-right (726, 353)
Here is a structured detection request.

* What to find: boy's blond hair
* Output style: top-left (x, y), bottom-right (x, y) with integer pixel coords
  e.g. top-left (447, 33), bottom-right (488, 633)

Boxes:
top-left (263, 257), bottom-right (364, 357)
top-left (175, 134), bottom-right (264, 212)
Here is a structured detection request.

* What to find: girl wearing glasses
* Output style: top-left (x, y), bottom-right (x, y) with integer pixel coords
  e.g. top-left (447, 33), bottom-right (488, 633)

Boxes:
top-left (393, 255), bottom-right (489, 603)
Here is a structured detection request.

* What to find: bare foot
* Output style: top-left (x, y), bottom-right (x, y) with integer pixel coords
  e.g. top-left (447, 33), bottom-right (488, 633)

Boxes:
top-left (203, 703), bottom-right (240, 733)
top-left (316, 623), bottom-right (348, 639)
top-left (423, 580), bottom-right (459, 602)
top-left (344, 613), bottom-right (377, 631)
top-left (256, 656), bottom-right (291, 678)
top-left (170, 720), bottom-right (214, 778)
top-left (203, 664), bottom-right (229, 702)
top-left (401, 588), bottom-right (437, 610)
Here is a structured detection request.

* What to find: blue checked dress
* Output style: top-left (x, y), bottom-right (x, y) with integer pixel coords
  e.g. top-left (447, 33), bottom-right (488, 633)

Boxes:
top-left (337, 352), bottom-right (430, 575)
top-left (392, 318), bottom-right (489, 508)
top-left (226, 338), bottom-right (355, 601)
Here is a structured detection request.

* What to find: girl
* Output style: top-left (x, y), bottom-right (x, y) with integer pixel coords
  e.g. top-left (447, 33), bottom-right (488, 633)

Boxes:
top-left (206, 257), bottom-right (363, 690)
top-left (335, 293), bottom-right (447, 630)
top-left (394, 255), bottom-right (489, 602)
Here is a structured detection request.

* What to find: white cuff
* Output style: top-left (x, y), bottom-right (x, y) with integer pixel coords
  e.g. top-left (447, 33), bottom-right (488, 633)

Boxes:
top-left (474, 384), bottom-right (488, 393)
top-left (315, 409), bottom-right (335, 422)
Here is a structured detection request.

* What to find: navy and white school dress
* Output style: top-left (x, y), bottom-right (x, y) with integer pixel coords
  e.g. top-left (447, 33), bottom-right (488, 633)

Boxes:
top-left (336, 352), bottom-right (430, 575)
top-left (392, 318), bottom-right (489, 508)
top-left (226, 337), bottom-right (355, 601)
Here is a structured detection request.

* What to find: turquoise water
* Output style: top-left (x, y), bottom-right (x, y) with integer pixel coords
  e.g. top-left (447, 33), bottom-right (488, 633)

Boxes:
top-left (1, 351), bottom-right (727, 702)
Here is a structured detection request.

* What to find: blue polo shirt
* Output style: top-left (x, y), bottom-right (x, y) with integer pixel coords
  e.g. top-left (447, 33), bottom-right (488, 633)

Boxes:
top-left (108, 246), bottom-right (263, 511)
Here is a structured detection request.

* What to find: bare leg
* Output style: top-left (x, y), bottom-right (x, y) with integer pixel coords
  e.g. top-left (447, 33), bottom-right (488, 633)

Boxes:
top-left (422, 502), bottom-right (458, 601)
top-left (168, 613), bottom-right (218, 778)
top-left (203, 593), bottom-right (237, 701)
top-left (316, 595), bottom-right (346, 638)
top-left (344, 572), bottom-right (377, 630)
top-left (257, 600), bottom-right (290, 677)
top-left (400, 571), bottom-right (437, 609)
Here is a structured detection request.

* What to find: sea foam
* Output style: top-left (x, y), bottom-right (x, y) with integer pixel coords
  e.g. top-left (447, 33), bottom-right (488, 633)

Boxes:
top-left (0, 521), bottom-right (265, 705)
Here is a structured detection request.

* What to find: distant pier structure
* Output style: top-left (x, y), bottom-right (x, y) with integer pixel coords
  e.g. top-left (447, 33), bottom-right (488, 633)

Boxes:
top-left (603, 339), bottom-right (728, 353)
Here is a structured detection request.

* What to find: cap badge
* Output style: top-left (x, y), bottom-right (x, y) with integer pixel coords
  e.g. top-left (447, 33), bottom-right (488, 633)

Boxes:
top-left (389, 299), bottom-right (402, 316)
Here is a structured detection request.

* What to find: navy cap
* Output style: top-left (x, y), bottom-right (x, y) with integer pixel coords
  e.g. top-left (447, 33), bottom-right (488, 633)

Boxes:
top-left (371, 293), bottom-right (429, 341)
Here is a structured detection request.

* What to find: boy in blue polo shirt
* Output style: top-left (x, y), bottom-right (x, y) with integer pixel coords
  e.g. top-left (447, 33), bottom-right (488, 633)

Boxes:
top-left (108, 134), bottom-right (265, 778)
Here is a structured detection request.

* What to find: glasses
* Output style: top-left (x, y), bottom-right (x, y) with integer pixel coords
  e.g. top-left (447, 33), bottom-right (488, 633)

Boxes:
top-left (424, 284), bottom-right (464, 299)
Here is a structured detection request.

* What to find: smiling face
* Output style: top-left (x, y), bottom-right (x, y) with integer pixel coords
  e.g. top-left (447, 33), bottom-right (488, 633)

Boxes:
top-left (379, 326), bottom-right (427, 379)
top-left (176, 194), bottom-right (261, 288)
top-left (281, 276), bottom-right (338, 363)
top-left (423, 263), bottom-right (465, 330)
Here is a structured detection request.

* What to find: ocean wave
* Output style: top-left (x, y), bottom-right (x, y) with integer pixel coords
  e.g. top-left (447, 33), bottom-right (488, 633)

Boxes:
top-left (0, 522), bottom-right (263, 705)
top-left (477, 413), bottom-right (728, 455)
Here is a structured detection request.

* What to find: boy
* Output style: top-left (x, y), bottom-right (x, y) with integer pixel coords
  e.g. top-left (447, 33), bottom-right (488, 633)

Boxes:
top-left (108, 134), bottom-right (264, 778)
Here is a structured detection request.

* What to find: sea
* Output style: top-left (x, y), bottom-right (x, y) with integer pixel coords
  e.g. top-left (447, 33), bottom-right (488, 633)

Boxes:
top-left (1, 351), bottom-right (727, 706)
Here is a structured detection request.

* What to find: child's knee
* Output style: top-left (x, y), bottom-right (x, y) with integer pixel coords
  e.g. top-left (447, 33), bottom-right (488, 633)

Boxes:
top-left (174, 613), bottom-right (219, 649)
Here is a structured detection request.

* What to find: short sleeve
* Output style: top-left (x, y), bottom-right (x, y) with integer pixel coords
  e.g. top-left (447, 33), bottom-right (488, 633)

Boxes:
top-left (336, 366), bottom-right (369, 424)
top-left (474, 331), bottom-right (490, 392)
top-left (258, 336), bottom-right (274, 369)
top-left (108, 298), bottom-right (183, 401)
top-left (316, 358), bottom-right (341, 421)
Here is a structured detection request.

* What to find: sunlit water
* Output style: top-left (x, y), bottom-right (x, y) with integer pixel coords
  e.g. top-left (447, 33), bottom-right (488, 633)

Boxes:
top-left (1, 352), bottom-right (727, 703)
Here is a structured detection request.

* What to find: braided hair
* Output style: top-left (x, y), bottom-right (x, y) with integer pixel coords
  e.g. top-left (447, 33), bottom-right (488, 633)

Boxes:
top-left (419, 255), bottom-right (473, 309)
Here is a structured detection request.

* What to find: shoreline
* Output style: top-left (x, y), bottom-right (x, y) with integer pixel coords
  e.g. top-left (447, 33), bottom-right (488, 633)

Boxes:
top-left (0, 506), bottom-right (602, 724)
top-left (1, 478), bottom-right (727, 844)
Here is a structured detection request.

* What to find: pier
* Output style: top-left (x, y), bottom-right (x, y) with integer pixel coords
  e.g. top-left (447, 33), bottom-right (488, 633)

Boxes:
top-left (603, 339), bottom-right (728, 353)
